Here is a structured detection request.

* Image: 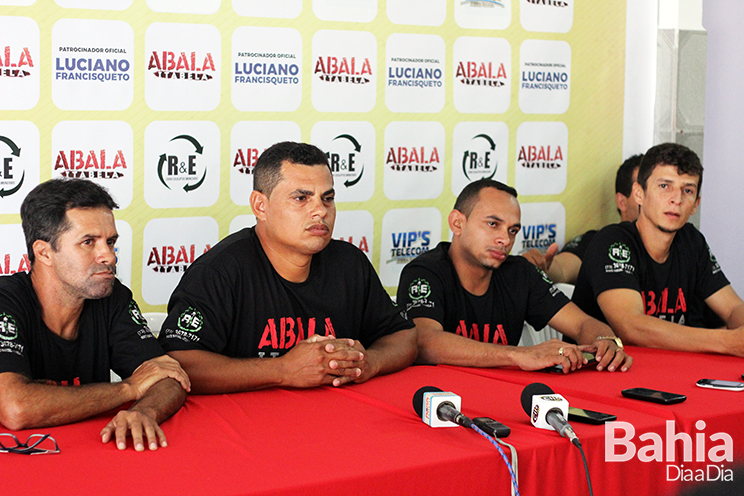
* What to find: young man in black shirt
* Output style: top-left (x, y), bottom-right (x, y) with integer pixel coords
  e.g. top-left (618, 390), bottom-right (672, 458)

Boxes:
top-left (572, 143), bottom-right (744, 354)
top-left (397, 179), bottom-right (632, 373)
top-left (523, 154), bottom-right (642, 284)
top-left (160, 142), bottom-right (416, 393)
top-left (0, 179), bottom-right (190, 451)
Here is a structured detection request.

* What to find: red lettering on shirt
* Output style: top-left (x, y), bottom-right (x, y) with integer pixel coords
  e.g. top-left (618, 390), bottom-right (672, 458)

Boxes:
top-left (324, 318), bottom-right (336, 337)
top-left (259, 317), bottom-right (333, 349)
top-left (59, 377), bottom-right (81, 387)
top-left (454, 320), bottom-right (508, 345)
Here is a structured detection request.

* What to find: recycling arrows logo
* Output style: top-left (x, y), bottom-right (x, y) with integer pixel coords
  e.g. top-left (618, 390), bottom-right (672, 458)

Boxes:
top-left (0, 135), bottom-right (25, 198)
top-left (157, 134), bottom-right (207, 192)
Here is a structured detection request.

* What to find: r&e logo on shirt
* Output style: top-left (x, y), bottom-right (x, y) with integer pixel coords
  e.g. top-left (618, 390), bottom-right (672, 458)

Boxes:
top-left (178, 307), bottom-right (203, 332)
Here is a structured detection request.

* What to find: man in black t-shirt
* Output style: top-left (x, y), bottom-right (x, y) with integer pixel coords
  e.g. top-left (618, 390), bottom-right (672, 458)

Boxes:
top-left (159, 142), bottom-right (416, 393)
top-left (573, 143), bottom-right (744, 355)
top-left (397, 179), bottom-right (632, 373)
top-left (0, 179), bottom-right (190, 451)
top-left (523, 155), bottom-right (642, 284)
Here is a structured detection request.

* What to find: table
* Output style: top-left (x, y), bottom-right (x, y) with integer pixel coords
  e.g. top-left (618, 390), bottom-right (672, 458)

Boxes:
top-left (1, 347), bottom-right (742, 496)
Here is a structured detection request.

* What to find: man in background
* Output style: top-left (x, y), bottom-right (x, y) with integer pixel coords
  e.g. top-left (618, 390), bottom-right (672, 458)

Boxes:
top-left (523, 155), bottom-right (643, 284)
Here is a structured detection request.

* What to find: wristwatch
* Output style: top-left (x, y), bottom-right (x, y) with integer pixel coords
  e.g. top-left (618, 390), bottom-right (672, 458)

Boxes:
top-left (596, 336), bottom-right (624, 349)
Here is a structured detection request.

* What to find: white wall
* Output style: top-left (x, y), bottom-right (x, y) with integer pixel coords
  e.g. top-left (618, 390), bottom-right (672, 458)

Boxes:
top-left (700, 1), bottom-right (744, 295)
top-left (623, 0), bottom-right (657, 159)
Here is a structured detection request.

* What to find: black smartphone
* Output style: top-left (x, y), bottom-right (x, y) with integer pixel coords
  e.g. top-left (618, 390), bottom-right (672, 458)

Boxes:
top-left (472, 417), bottom-right (511, 438)
top-left (621, 387), bottom-right (687, 404)
top-left (568, 406), bottom-right (617, 424)
top-left (543, 351), bottom-right (597, 373)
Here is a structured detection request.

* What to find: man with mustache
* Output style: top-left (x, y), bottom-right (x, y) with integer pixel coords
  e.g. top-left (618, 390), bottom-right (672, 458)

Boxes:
top-left (159, 141), bottom-right (417, 393)
top-left (572, 143), bottom-right (744, 354)
top-left (0, 179), bottom-right (190, 451)
top-left (397, 179), bottom-right (632, 373)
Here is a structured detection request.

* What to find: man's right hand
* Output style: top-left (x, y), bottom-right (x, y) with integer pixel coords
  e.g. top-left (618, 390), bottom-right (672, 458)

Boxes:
top-left (278, 336), bottom-right (364, 388)
top-left (511, 338), bottom-right (586, 373)
top-left (123, 355), bottom-right (191, 400)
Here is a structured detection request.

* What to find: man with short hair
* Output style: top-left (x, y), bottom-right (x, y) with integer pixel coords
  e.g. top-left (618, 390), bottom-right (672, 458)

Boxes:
top-left (0, 179), bottom-right (190, 451)
top-left (159, 141), bottom-right (417, 393)
top-left (572, 143), bottom-right (744, 354)
top-left (397, 179), bottom-right (632, 373)
top-left (523, 154), bottom-right (643, 284)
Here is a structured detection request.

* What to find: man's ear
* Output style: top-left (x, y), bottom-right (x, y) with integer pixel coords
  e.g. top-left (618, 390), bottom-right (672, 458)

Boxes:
top-left (615, 192), bottom-right (627, 215)
top-left (448, 209), bottom-right (465, 236)
top-left (250, 190), bottom-right (268, 221)
top-left (32, 240), bottom-right (53, 267)
top-left (631, 182), bottom-right (644, 207)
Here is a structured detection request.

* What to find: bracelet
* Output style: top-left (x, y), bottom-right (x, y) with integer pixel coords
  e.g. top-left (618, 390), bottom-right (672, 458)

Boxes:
top-left (595, 336), bottom-right (623, 349)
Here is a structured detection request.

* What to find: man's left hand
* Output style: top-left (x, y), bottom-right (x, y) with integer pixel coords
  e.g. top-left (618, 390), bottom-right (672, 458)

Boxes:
top-left (100, 408), bottom-right (166, 452)
top-left (324, 339), bottom-right (379, 386)
top-left (581, 339), bottom-right (633, 372)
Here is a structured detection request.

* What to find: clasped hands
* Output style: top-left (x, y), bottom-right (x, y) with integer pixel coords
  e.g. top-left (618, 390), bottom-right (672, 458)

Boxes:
top-left (280, 334), bottom-right (377, 388)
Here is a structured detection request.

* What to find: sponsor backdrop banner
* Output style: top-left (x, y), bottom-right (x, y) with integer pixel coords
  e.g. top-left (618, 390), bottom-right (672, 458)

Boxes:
top-left (0, 0), bottom-right (625, 311)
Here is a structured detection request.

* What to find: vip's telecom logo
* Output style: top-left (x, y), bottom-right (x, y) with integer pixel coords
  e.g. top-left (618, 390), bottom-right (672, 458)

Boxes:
top-left (513, 202), bottom-right (565, 255)
top-left (385, 33), bottom-right (445, 113)
top-left (519, 40), bottom-right (571, 114)
top-left (51, 121), bottom-right (133, 208)
top-left (230, 121), bottom-right (301, 206)
top-left (145, 23), bottom-right (221, 111)
top-left (51, 19), bottom-right (133, 111)
top-left (515, 122), bottom-right (568, 195)
top-left (232, 27), bottom-right (302, 112)
top-left (0, 122), bottom-right (39, 214)
top-left (379, 207), bottom-right (442, 286)
top-left (0, 17), bottom-right (39, 110)
top-left (311, 121), bottom-right (375, 203)
top-left (520, 0), bottom-right (573, 33)
top-left (451, 122), bottom-right (508, 196)
top-left (141, 216), bottom-right (219, 305)
top-left (312, 30), bottom-right (376, 112)
top-left (145, 121), bottom-right (220, 209)
top-left (453, 37), bottom-right (511, 114)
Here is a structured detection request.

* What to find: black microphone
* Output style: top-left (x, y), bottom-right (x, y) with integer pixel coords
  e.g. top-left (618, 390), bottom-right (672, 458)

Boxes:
top-left (412, 386), bottom-right (473, 428)
top-left (520, 382), bottom-right (581, 447)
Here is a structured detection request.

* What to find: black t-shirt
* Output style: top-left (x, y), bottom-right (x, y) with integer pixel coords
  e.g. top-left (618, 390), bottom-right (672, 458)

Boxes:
top-left (0, 273), bottom-right (163, 384)
top-left (159, 227), bottom-right (413, 358)
top-left (572, 222), bottom-right (730, 327)
top-left (396, 242), bottom-right (570, 345)
top-left (560, 230), bottom-right (597, 261)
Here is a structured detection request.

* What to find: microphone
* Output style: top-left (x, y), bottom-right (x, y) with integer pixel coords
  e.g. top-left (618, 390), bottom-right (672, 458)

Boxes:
top-left (412, 386), bottom-right (473, 428)
top-left (520, 382), bottom-right (581, 447)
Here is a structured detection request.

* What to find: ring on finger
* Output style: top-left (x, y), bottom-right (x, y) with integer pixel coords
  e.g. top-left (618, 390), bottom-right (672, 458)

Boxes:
top-left (558, 347), bottom-right (564, 356)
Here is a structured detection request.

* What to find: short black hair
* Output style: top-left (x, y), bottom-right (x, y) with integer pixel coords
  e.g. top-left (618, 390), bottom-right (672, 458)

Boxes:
top-left (615, 154), bottom-right (643, 197)
top-left (453, 179), bottom-right (518, 218)
top-left (21, 179), bottom-right (118, 265)
top-left (253, 141), bottom-right (330, 197)
top-left (637, 143), bottom-right (703, 197)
